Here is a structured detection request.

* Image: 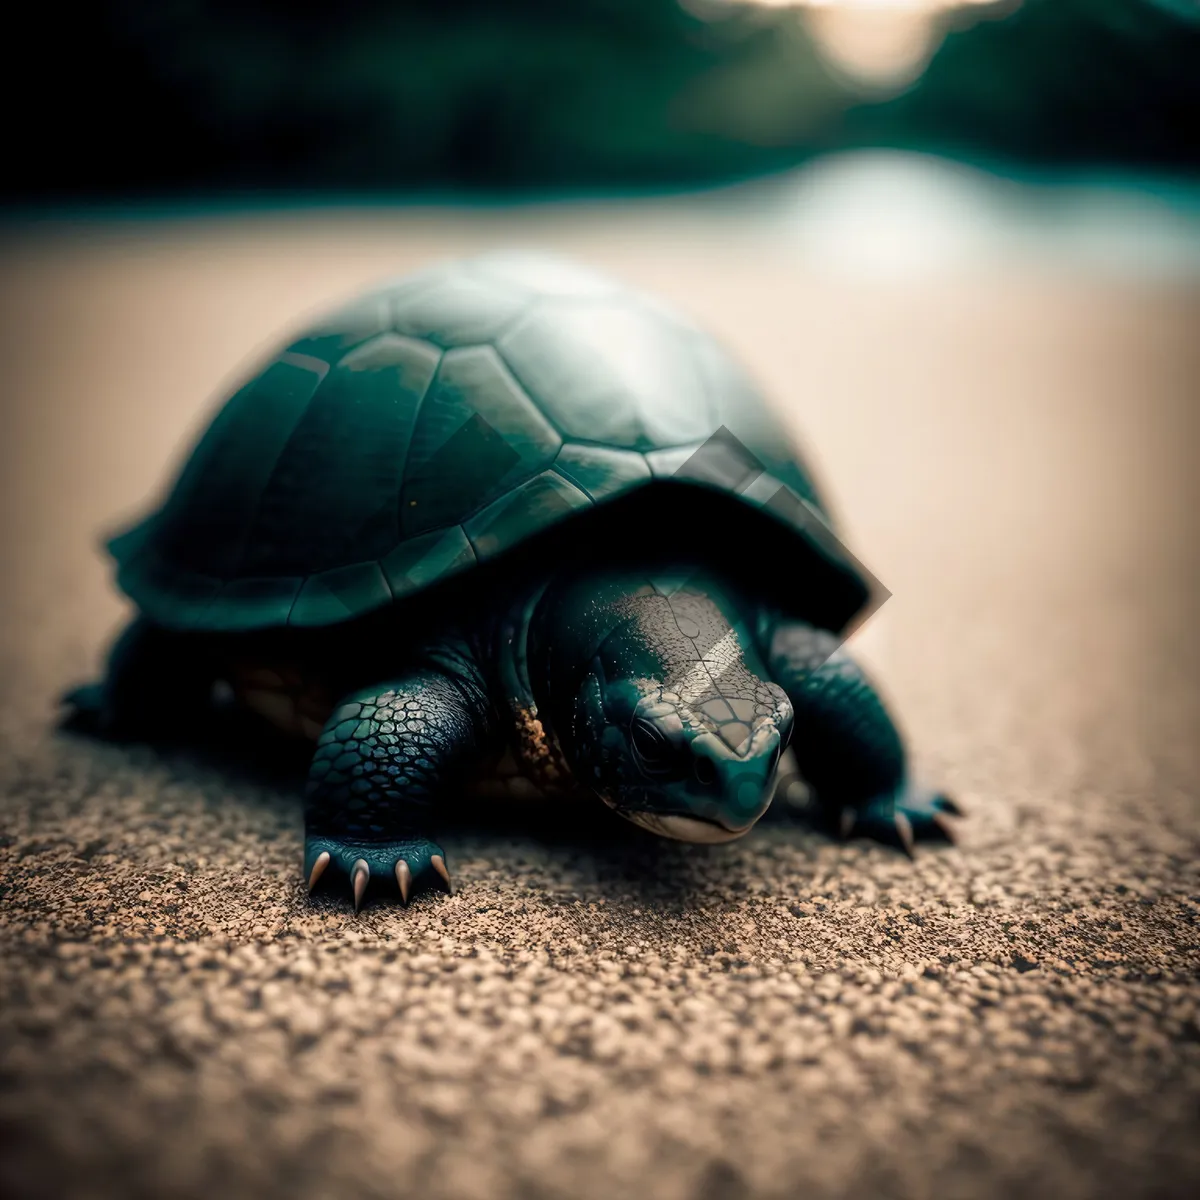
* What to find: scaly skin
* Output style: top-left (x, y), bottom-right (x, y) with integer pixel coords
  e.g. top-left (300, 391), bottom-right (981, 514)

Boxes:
top-left (66, 566), bottom-right (960, 909)
top-left (759, 620), bottom-right (961, 853)
top-left (302, 666), bottom-right (497, 907)
top-left (530, 567), bottom-right (794, 842)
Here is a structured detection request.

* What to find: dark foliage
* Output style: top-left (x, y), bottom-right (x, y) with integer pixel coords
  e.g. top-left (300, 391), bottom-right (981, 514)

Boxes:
top-left (4, 0), bottom-right (1196, 206)
top-left (856, 0), bottom-right (1200, 171)
top-left (4, 1), bottom-right (842, 203)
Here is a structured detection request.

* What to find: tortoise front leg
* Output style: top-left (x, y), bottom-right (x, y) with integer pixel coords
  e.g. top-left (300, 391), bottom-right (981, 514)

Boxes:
top-left (760, 617), bottom-right (962, 853)
top-left (305, 664), bottom-right (497, 909)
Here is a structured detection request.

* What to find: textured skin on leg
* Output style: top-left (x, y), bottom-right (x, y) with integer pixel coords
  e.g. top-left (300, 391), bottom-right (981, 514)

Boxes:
top-left (764, 623), bottom-right (905, 804)
top-left (762, 619), bottom-right (957, 847)
top-left (304, 663), bottom-right (497, 901)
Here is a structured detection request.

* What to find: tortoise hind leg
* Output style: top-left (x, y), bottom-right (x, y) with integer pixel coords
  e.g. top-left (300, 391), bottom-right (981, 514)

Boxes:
top-left (305, 660), bottom-right (498, 910)
top-left (760, 617), bottom-right (962, 852)
top-left (62, 616), bottom-right (217, 737)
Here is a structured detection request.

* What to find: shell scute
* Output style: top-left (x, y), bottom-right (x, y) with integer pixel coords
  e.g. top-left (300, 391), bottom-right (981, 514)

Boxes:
top-left (400, 345), bottom-right (561, 538)
top-left (553, 443), bottom-right (653, 503)
top-left (289, 562), bottom-right (392, 628)
top-left (464, 471), bottom-right (592, 562)
top-left (390, 268), bottom-right (532, 348)
top-left (496, 301), bottom-right (713, 449)
top-left (108, 254), bottom-right (869, 632)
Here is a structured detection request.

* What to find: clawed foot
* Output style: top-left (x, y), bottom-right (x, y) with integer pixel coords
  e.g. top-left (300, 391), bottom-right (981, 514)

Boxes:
top-left (838, 786), bottom-right (963, 858)
top-left (305, 836), bottom-right (453, 911)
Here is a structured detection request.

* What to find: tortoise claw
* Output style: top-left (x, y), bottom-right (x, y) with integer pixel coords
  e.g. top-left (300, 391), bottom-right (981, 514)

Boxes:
top-left (351, 859), bottom-right (370, 911)
top-left (430, 854), bottom-right (453, 895)
top-left (937, 795), bottom-right (965, 818)
top-left (930, 812), bottom-right (958, 844)
top-left (303, 835), bottom-right (450, 908)
top-left (307, 850), bottom-right (331, 893)
top-left (845, 785), bottom-right (962, 855)
top-left (395, 859), bottom-right (412, 904)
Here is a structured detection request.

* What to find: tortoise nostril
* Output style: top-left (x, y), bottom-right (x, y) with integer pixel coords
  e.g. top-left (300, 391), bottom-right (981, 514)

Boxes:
top-left (694, 756), bottom-right (718, 786)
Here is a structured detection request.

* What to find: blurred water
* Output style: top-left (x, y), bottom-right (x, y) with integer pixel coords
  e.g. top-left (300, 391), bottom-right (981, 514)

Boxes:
top-left (14, 149), bottom-right (1199, 280)
top-left (722, 152), bottom-right (1200, 279)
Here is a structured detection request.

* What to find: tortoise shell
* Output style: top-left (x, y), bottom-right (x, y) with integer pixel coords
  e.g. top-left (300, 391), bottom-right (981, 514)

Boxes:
top-left (108, 253), bottom-right (870, 632)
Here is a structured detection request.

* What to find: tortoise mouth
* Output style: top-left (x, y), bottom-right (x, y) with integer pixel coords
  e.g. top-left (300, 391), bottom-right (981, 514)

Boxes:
top-left (597, 793), bottom-right (754, 844)
top-left (625, 811), bottom-right (752, 844)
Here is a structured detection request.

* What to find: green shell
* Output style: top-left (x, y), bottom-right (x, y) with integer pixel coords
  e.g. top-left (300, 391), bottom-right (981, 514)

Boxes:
top-left (109, 253), bottom-right (871, 632)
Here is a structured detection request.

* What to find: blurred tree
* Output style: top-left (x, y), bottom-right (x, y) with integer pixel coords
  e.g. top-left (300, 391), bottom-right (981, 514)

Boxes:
top-left (5, 0), bottom-right (1196, 206)
top-left (850, 0), bottom-right (1200, 171)
top-left (3, 0), bottom-right (847, 202)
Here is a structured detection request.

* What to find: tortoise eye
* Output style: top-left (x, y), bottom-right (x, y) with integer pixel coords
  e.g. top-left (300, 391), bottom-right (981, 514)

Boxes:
top-left (630, 718), bottom-right (672, 770)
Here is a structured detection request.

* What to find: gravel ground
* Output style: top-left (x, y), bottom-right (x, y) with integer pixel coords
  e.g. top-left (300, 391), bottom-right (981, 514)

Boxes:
top-left (2, 181), bottom-right (1199, 1200)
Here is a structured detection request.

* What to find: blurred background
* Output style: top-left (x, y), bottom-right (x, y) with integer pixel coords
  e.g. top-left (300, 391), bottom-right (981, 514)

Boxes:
top-left (3, 0), bottom-right (1198, 202)
top-left (3, 0), bottom-right (1198, 634)
top-left (2, 5), bottom-right (1200, 1200)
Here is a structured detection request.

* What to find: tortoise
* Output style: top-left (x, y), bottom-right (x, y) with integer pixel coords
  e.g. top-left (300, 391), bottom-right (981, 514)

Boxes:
top-left (67, 252), bottom-right (960, 908)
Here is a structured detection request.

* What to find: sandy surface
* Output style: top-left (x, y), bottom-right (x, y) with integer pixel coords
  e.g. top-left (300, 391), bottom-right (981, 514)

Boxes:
top-left (2, 170), bottom-right (1199, 1200)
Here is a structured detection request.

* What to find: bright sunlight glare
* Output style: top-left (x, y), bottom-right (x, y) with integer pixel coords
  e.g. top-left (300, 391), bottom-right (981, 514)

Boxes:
top-left (728, 0), bottom-right (1019, 92)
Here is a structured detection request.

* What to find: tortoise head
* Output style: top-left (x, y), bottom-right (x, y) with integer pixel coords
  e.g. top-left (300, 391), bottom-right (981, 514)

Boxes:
top-left (541, 570), bottom-right (793, 843)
